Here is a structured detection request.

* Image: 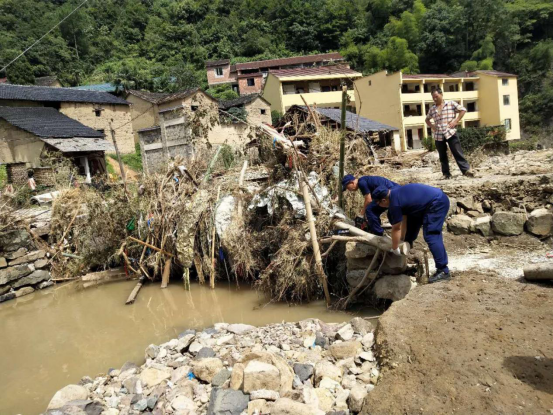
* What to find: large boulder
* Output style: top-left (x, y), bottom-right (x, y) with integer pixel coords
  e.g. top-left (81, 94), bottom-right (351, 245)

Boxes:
top-left (8, 249), bottom-right (45, 266)
top-left (227, 323), bottom-right (256, 335)
top-left (348, 384), bottom-right (368, 413)
top-left (207, 388), bottom-right (250, 415)
top-left (457, 196), bottom-right (474, 211)
top-left (139, 367), bottom-right (171, 387)
top-left (374, 275), bottom-right (415, 301)
top-left (314, 361), bottom-right (342, 385)
top-left (526, 208), bottom-right (553, 236)
top-left (0, 229), bottom-right (32, 252)
top-left (192, 358), bottom-right (224, 383)
top-left (345, 242), bottom-right (376, 259)
top-left (47, 384), bottom-right (88, 409)
top-left (346, 269), bottom-right (368, 288)
top-left (380, 253), bottom-right (407, 275)
top-left (473, 216), bottom-right (492, 236)
top-left (492, 212), bottom-right (525, 236)
top-left (330, 341), bottom-right (363, 360)
top-left (243, 360), bottom-right (281, 393)
top-left (447, 215), bottom-right (473, 235)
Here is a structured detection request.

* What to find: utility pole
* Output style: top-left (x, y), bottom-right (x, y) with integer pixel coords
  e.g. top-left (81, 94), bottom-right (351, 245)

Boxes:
top-left (338, 85), bottom-right (347, 209)
top-left (109, 121), bottom-right (128, 198)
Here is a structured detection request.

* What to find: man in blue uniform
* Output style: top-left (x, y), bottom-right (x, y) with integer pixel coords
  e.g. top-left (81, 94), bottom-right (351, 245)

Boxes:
top-left (341, 174), bottom-right (399, 236)
top-left (371, 183), bottom-right (451, 283)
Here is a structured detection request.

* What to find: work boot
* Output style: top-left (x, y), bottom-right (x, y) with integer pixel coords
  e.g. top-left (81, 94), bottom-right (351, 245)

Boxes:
top-left (463, 169), bottom-right (475, 178)
top-left (429, 269), bottom-right (451, 284)
top-left (441, 174), bottom-right (453, 180)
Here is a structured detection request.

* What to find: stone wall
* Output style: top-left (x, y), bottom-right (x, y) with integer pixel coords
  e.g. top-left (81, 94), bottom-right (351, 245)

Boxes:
top-left (6, 163), bottom-right (28, 185)
top-left (0, 226), bottom-right (52, 303)
top-left (60, 103), bottom-right (135, 154)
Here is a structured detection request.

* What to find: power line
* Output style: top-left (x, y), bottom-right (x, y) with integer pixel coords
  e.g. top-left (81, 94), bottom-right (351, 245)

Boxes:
top-left (0, 0), bottom-right (89, 74)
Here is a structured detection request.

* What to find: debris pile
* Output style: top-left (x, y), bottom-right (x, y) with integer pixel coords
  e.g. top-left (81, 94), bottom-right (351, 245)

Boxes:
top-left (43, 317), bottom-right (379, 415)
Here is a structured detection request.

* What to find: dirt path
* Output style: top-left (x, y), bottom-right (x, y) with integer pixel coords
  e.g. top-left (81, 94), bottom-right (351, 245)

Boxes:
top-left (106, 156), bottom-right (139, 181)
top-left (363, 272), bottom-right (553, 415)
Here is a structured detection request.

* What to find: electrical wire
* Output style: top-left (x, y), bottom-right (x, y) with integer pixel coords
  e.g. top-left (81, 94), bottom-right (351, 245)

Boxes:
top-left (0, 0), bottom-right (89, 74)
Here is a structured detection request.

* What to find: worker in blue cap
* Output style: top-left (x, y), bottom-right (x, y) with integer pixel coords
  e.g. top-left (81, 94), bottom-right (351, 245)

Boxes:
top-left (341, 174), bottom-right (399, 236)
top-left (371, 183), bottom-right (451, 283)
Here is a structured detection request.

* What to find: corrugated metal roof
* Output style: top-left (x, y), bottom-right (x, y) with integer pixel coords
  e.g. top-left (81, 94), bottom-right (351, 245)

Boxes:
top-left (0, 84), bottom-right (129, 105)
top-left (474, 70), bottom-right (517, 77)
top-left (235, 53), bottom-right (344, 71)
top-left (0, 106), bottom-right (104, 138)
top-left (296, 106), bottom-right (398, 133)
top-left (270, 65), bottom-right (361, 79)
top-left (71, 83), bottom-right (122, 93)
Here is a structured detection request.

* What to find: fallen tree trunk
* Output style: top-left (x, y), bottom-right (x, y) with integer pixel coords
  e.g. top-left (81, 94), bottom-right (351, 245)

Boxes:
top-left (82, 267), bottom-right (126, 282)
top-left (523, 264), bottom-right (553, 281)
top-left (333, 221), bottom-right (409, 255)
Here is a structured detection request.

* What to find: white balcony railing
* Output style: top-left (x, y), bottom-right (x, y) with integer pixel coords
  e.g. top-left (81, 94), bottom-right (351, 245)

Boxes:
top-left (282, 90), bottom-right (355, 109)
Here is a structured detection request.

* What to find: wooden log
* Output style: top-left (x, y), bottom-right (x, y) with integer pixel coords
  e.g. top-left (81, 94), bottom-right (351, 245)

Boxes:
top-left (344, 249), bottom-right (382, 308)
top-left (161, 258), bottom-right (171, 288)
top-left (210, 186), bottom-right (221, 289)
top-left (333, 221), bottom-right (409, 255)
top-left (237, 160), bottom-right (248, 218)
top-left (126, 277), bottom-right (145, 305)
top-left (82, 267), bottom-right (126, 282)
top-left (301, 176), bottom-right (331, 307)
top-left (523, 264), bottom-right (553, 281)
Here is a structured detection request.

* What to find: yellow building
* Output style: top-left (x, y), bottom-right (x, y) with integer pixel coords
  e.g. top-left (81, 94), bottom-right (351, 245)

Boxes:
top-left (262, 65), bottom-right (362, 115)
top-left (354, 70), bottom-right (521, 151)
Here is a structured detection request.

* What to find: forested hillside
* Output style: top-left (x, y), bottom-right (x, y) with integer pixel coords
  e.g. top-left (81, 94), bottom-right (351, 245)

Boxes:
top-left (1, 0), bottom-right (552, 130)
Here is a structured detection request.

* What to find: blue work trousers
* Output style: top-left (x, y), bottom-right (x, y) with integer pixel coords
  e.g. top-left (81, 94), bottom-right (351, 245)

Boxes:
top-left (404, 193), bottom-right (450, 272)
top-left (365, 201), bottom-right (388, 236)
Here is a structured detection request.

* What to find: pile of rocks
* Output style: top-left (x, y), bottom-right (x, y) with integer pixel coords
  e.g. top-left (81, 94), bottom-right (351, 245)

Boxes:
top-left (447, 195), bottom-right (553, 238)
top-left (43, 317), bottom-right (379, 415)
top-left (345, 242), bottom-right (416, 302)
top-left (0, 228), bottom-right (52, 303)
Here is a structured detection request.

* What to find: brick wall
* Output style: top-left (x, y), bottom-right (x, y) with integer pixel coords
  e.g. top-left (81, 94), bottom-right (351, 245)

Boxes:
top-left (6, 163), bottom-right (27, 185)
top-left (33, 167), bottom-right (55, 186)
top-left (206, 63), bottom-right (236, 86)
top-left (60, 103), bottom-right (135, 154)
top-left (238, 76), bottom-right (263, 95)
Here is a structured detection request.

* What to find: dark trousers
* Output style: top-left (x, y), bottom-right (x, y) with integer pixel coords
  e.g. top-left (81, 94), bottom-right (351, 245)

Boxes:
top-left (435, 134), bottom-right (470, 176)
top-left (404, 192), bottom-right (450, 272)
top-left (365, 201), bottom-right (388, 236)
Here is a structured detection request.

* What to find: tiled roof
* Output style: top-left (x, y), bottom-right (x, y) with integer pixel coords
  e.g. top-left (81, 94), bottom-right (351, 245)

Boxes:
top-left (235, 53), bottom-right (345, 71)
top-left (71, 83), bottom-right (122, 93)
top-left (473, 70), bottom-right (517, 77)
top-left (127, 90), bottom-right (172, 104)
top-left (295, 106), bottom-right (398, 132)
top-left (0, 84), bottom-right (129, 105)
top-left (206, 59), bottom-right (230, 68)
top-left (236, 73), bottom-right (263, 79)
top-left (157, 88), bottom-right (217, 104)
top-left (219, 94), bottom-right (269, 110)
top-left (270, 65), bottom-right (361, 79)
top-left (0, 106), bottom-right (104, 138)
top-left (403, 74), bottom-right (452, 79)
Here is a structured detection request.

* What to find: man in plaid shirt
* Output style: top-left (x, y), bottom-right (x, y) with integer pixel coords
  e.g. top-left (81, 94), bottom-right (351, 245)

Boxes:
top-left (425, 88), bottom-right (474, 178)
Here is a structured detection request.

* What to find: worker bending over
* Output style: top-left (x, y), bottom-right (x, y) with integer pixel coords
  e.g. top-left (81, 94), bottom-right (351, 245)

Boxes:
top-left (371, 183), bottom-right (451, 283)
top-left (342, 174), bottom-right (399, 236)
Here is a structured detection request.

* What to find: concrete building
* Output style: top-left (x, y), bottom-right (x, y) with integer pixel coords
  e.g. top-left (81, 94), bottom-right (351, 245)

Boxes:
top-left (0, 106), bottom-right (113, 182)
top-left (206, 53), bottom-right (347, 96)
top-left (0, 84), bottom-right (134, 153)
top-left (354, 70), bottom-right (521, 151)
top-left (262, 65), bottom-right (362, 115)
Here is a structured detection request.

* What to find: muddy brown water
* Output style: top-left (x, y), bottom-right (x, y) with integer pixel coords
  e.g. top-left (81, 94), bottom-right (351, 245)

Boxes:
top-left (0, 280), bottom-right (377, 415)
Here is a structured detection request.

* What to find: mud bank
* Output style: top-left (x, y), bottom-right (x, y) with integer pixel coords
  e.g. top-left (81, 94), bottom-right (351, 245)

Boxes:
top-left (364, 271), bottom-right (553, 415)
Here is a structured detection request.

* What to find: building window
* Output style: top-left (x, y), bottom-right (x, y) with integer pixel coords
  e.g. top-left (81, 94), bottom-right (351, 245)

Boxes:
top-left (191, 105), bottom-right (199, 112)
top-left (215, 67), bottom-right (223, 77)
top-left (467, 102), bottom-right (476, 112)
top-left (94, 109), bottom-right (102, 117)
top-left (260, 109), bottom-right (266, 115)
top-left (505, 118), bottom-right (511, 131)
top-left (503, 95), bottom-right (510, 105)
top-left (247, 78), bottom-right (255, 87)
top-left (502, 78), bottom-right (509, 86)
top-left (321, 86), bottom-right (331, 92)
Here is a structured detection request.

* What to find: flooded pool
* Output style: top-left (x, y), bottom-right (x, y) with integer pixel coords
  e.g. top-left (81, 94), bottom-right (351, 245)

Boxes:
top-left (0, 280), bottom-right (377, 414)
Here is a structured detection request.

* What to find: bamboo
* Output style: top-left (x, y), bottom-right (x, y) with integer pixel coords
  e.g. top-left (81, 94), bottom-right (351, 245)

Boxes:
top-left (301, 176), bottom-right (331, 307)
top-left (128, 236), bottom-right (174, 257)
top-left (109, 121), bottom-right (127, 183)
top-left (203, 146), bottom-right (223, 183)
top-left (161, 258), bottom-right (171, 288)
top-left (237, 160), bottom-right (248, 218)
top-left (334, 221), bottom-right (397, 252)
top-left (210, 186), bottom-right (221, 289)
top-left (423, 248), bottom-right (430, 284)
top-left (300, 95), bottom-right (321, 130)
top-left (338, 86), bottom-right (347, 209)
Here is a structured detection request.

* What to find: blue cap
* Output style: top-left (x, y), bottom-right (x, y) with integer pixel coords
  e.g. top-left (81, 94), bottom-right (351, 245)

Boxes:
top-left (341, 174), bottom-right (355, 191)
top-left (371, 185), bottom-right (390, 201)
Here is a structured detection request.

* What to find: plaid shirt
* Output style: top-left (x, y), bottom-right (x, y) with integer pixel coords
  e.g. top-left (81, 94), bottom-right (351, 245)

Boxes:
top-left (426, 100), bottom-right (466, 141)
